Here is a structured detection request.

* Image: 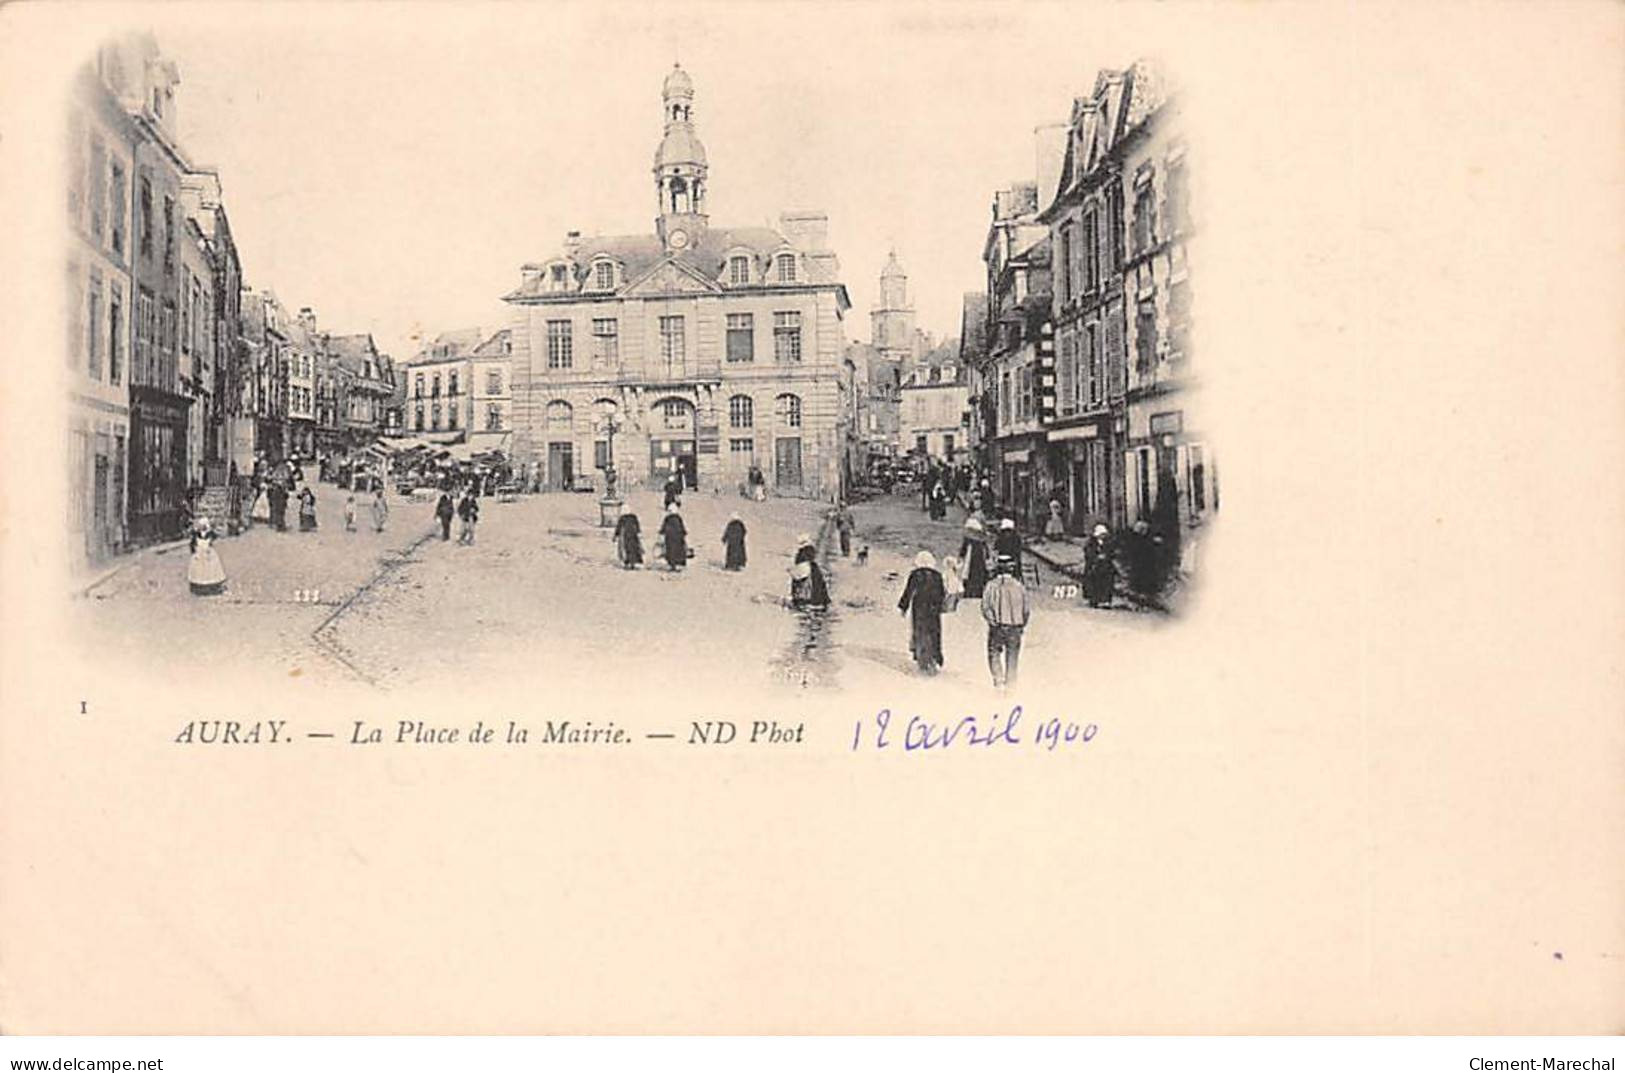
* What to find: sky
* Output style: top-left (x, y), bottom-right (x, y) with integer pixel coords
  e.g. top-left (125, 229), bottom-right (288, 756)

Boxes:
top-left (137, 2), bottom-right (1180, 364)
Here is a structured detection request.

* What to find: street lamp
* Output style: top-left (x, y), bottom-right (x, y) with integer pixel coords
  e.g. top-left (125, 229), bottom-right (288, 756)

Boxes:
top-left (596, 405), bottom-right (625, 527)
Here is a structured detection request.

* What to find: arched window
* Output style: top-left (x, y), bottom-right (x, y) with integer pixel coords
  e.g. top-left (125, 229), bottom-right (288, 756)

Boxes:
top-left (728, 394), bottom-right (754, 429)
top-left (546, 399), bottom-right (573, 431)
top-left (657, 396), bottom-right (694, 431)
top-left (593, 261), bottom-right (615, 291)
top-left (728, 255), bottom-right (750, 285)
top-left (775, 253), bottom-right (797, 283)
top-left (775, 393), bottom-right (802, 429)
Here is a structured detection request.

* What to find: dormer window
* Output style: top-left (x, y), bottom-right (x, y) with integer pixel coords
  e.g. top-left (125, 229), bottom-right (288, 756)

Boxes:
top-left (550, 264), bottom-right (569, 290)
top-left (593, 261), bottom-right (615, 291)
top-left (775, 253), bottom-right (797, 283)
top-left (729, 256), bottom-right (750, 285)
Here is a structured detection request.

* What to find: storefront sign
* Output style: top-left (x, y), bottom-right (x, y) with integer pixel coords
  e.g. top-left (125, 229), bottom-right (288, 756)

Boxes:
top-left (1048, 424), bottom-right (1099, 442)
top-left (1003, 448), bottom-right (1030, 463)
top-left (1150, 411), bottom-right (1184, 435)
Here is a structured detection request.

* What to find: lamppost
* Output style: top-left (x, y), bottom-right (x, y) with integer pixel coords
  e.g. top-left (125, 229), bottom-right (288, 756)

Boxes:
top-left (596, 406), bottom-right (624, 527)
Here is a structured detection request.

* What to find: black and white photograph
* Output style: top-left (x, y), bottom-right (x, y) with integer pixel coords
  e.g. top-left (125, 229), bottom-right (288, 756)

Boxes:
top-left (61, 20), bottom-right (1212, 698)
top-left (2, 0), bottom-right (1621, 1057)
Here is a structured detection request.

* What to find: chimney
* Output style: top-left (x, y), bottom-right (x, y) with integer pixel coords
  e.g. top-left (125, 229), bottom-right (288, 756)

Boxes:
top-left (564, 231), bottom-right (583, 261)
top-left (1034, 122), bottom-right (1068, 211)
top-left (298, 307), bottom-right (317, 335)
top-left (779, 210), bottom-right (828, 252)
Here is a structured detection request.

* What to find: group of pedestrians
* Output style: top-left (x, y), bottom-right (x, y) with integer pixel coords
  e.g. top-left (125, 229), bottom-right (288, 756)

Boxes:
top-left (897, 519), bottom-right (1032, 689)
top-left (434, 487), bottom-right (481, 545)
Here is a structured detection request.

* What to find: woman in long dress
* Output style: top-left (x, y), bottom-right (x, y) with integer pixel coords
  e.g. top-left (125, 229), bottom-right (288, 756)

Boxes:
top-left (297, 486), bottom-right (318, 531)
top-left (613, 505), bottom-right (643, 569)
top-left (897, 550), bottom-right (946, 674)
top-left (371, 488), bottom-right (389, 532)
top-left (789, 560), bottom-right (830, 610)
top-left (658, 505), bottom-right (688, 572)
top-left (958, 517), bottom-right (990, 599)
top-left (721, 513), bottom-right (748, 570)
top-left (187, 517), bottom-right (227, 596)
top-left (1082, 523), bottom-right (1117, 607)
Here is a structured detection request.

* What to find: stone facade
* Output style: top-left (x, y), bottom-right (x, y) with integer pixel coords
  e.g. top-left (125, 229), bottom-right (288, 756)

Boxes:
top-left (503, 65), bottom-right (851, 499)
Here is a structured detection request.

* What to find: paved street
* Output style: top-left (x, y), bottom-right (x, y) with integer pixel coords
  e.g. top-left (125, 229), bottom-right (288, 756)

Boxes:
top-left (74, 481), bottom-right (1166, 698)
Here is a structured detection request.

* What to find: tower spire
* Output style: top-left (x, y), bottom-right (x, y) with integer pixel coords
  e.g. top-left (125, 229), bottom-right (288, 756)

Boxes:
top-left (653, 63), bottom-right (708, 251)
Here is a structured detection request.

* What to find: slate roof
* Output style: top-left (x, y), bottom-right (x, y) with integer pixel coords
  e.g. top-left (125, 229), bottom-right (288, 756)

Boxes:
top-left (506, 225), bottom-right (836, 301)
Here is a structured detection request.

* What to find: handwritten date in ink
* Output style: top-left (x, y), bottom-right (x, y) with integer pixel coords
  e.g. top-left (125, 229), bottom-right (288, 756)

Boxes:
top-left (851, 706), bottom-right (1099, 753)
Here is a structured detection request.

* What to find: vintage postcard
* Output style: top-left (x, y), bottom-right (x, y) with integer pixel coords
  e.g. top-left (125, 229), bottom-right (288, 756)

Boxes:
top-left (1, 0), bottom-right (1620, 1036)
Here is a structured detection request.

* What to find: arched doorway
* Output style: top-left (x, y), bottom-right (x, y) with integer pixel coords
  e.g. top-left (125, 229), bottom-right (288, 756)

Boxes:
top-left (773, 392), bottom-right (803, 491)
top-left (544, 400), bottom-right (574, 491)
top-left (648, 395), bottom-right (697, 489)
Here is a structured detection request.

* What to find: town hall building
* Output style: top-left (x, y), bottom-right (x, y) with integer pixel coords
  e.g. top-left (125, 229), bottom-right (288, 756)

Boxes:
top-left (503, 65), bottom-right (851, 498)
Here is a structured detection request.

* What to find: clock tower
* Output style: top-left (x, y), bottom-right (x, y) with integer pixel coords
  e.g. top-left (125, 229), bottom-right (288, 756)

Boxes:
top-left (653, 63), bottom-right (709, 252)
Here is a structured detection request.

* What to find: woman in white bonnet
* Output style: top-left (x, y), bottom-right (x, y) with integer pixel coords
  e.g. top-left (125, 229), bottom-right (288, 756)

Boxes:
top-left (896, 550), bottom-right (946, 674)
top-left (187, 516), bottom-right (227, 596)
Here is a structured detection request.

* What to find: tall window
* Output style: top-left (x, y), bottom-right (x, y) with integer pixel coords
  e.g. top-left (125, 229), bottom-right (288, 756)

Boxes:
top-left (432, 373), bottom-right (441, 396)
top-left (999, 371), bottom-right (1012, 426)
top-left (1108, 181), bottom-right (1126, 271)
top-left (86, 274), bottom-right (102, 379)
top-left (415, 374), bottom-right (425, 398)
top-left (414, 405), bottom-right (424, 431)
top-left (1085, 322), bottom-right (1103, 406)
top-left (109, 163), bottom-right (126, 255)
top-left (775, 253), bottom-right (796, 283)
top-left (448, 370), bottom-right (459, 396)
top-left (1056, 330), bottom-right (1076, 416)
top-left (659, 315), bottom-right (685, 372)
top-left (729, 256), bottom-right (750, 284)
top-left (1135, 299), bottom-right (1158, 375)
top-left (1058, 223), bottom-right (1073, 304)
top-left (136, 288), bottom-right (153, 384)
top-left (448, 404), bottom-right (458, 429)
top-left (1165, 154), bottom-right (1189, 236)
top-left (1082, 208), bottom-right (1099, 293)
top-left (728, 394), bottom-right (754, 429)
top-left (486, 404), bottom-right (503, 431)
top-left (591, 318), bottom-right (618, 367)
top-left (88, 139), bottom-right (106, 241)
top-left (775, 393), bottom-right (802, 429)
top-left (1133, 173), bottom-right (1157, 255)
top-left (138, 175), bottom-right (152, 259)
top-left (773, 311), bottom-right (802, 362)
top-left (108, 286), bottom-right (122, 385)
top-left (726, 313), bottom-right (754, 362)
top-left (593, 261), bottom-right (614, 290)
top-left (485, 369), bottom-right (502, 394)
top-left (1168, 280), bottom-right (1191, 362)
top-left (547, 320), bottom-right (573, 369)
top-left (162, 195), bottom-right (174, 275)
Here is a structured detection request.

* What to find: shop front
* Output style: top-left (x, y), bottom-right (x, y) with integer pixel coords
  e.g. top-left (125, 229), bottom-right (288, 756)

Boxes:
top-left (1046, 415), bottom-right (1122, 534)
top-left (128, 387), bottom-right (193, 543)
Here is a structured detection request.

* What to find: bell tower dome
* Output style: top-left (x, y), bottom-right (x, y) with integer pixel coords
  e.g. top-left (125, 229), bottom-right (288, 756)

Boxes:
top-left (653, 63), bottom-right (709, 252)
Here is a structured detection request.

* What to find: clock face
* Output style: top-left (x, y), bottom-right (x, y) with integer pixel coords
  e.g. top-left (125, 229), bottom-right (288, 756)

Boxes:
top-left (668, 228), bottom-right (689, 249)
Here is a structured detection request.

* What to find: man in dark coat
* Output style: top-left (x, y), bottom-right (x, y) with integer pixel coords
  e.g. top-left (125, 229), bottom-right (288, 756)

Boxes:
top-left (658, 505), bottom-right (688, 571)
top-left (663, 472), bottom-right (684, 509)
top-left (722, 513), bottom-right (748, 570)
top-left (613, 505), bottom-right (643, 569)
top-left (897, 550), bottom-right (947, 674)
top-left (435, 491), bottom-right (455, 541)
